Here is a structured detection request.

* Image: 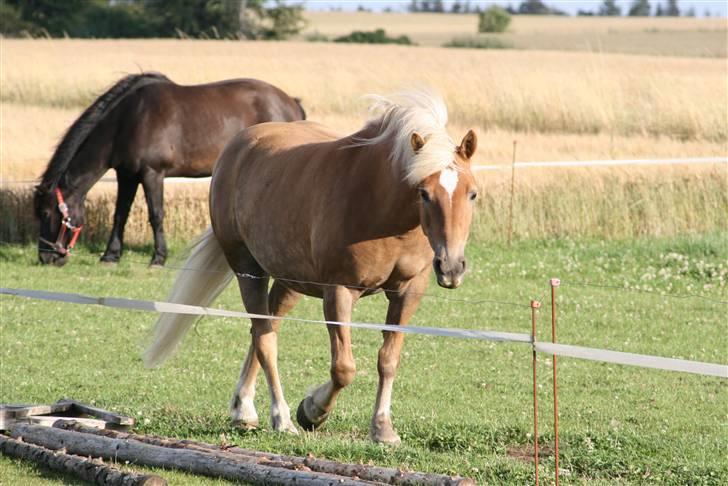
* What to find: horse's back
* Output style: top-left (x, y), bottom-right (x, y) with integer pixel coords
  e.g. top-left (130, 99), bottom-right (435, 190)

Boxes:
top-left (117, 79), bottom-right (303, 175)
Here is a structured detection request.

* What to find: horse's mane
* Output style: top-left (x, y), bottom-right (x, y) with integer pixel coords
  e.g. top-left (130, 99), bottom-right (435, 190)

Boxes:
top-left (39, 72), bottom-right (172, 190)
top-left (354, 89), bottom-right (456, 186)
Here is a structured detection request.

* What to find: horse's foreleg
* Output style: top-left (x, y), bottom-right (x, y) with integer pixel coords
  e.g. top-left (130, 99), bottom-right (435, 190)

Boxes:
top-left (297, 286), bottom-right (358, 431)
top-left (141, 169), bottom-right (167, 266)
top-left (237, 274), bottom-right (298, 434)
top-left (101, 170), bottom-right (138, 263)
top-left (371, 271), bottom-right (429, 445)
top-left (231, 281), bottom-right (301, 429)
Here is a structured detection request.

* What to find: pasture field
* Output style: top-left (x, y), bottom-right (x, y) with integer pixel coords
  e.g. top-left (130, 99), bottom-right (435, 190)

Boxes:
top-left (1, 234), bottom-right (726, 484)
top-left (303, 12), bottom-right (728, 57)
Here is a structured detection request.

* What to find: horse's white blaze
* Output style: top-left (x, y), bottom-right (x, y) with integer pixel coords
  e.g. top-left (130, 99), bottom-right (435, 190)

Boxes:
top-left (439, 167), bottom-right (459, 201)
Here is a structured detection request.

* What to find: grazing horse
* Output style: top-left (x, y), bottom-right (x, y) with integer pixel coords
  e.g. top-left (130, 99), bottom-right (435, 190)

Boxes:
top-left (34, 73), bottom-right (305, 267)
top-left (144, 90), bottom-right (479, 444)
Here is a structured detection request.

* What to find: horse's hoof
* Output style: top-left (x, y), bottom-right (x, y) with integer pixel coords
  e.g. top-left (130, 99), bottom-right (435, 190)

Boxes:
top-left (296, 398), bottom-right (327, 431)
top-left (100, 256), bottom-right (119, 265)
top-left (231, 419), bottom-right (258, 431)
top-left (370, 417), bottom-right (401, 445)
top-left (149, 259), bottom-right (166, 268)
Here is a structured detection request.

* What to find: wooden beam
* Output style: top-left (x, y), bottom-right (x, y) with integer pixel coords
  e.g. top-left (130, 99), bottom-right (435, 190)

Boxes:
top-left (0, 434), bottom-right (166, 486)
top-left (11, 424), bottom-right (385, 486)
top-left (56, 421), bottom-right (475, 486)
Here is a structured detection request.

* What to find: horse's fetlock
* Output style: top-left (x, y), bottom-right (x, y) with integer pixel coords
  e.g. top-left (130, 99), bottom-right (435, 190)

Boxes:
top-left (331, 362), bottom-right (356, 387)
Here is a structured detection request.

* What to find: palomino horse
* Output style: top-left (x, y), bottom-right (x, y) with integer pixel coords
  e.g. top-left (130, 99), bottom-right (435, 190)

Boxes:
top-left (144, 90), bottom-right (478, 444)
top-left (34, 73), bottom-right (305, 267)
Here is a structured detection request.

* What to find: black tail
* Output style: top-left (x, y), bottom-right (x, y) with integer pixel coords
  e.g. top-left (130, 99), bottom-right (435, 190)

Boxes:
top-left (294, 97), bottom-right (307, 120)
top-left (40, 72), bottom-right (172, 189)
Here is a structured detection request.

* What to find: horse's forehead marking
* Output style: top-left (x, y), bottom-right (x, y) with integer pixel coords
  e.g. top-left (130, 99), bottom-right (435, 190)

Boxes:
top-left (439, 168), bottom-right (459, 200)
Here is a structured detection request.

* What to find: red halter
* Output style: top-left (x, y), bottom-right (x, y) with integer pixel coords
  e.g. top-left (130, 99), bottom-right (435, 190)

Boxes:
top-left (40, 188), bottom-right (83, 256)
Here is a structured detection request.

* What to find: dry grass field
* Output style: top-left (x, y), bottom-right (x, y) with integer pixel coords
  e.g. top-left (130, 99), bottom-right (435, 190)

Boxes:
top-left (303, 12), bottom-right (728, 57)
top-left (1, 15), bottom-right (726, 241)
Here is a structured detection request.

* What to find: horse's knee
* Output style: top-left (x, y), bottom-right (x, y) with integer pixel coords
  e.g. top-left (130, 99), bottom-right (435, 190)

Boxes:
top-left (331, 360), bottom-right (356, 388)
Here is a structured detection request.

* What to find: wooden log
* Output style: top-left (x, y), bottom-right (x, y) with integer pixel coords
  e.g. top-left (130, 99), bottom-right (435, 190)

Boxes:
top-left (10, 424), bottom-right (383, 486)
top-left (0, 434), bottom-right (166, 486)
top-left (55, 399), bottom-right (135, 426)
top-left (55, 422), bottom-right (475, 486)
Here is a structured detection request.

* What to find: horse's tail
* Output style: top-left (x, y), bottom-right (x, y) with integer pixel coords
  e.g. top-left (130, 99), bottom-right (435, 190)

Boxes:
top-left (143, 227), bottom-right (233, 367)
top-left (40, 72), bottom-right (171, 189)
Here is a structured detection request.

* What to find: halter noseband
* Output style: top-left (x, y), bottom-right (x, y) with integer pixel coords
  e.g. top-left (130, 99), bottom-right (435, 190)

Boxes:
top-left (40, 188), bottom-right (83, 256)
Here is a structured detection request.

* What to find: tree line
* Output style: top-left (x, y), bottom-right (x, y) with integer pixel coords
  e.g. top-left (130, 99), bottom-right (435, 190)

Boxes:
top-left (410, 0), bottom-right (696, 17)
top-left (0, 0), bottom-right (307, 39)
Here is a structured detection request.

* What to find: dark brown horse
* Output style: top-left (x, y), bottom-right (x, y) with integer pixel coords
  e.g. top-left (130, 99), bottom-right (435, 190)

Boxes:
top-left (145, 90), bottom-right (478, 444)
top-left (34, 73), bottom-right (305, 266)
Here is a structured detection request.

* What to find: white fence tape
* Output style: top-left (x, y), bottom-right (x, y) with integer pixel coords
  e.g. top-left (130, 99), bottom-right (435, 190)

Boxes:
top-left (471, 156), bottom-right (728, 172)
top-left (2, 287), bottom-right (726, 378)
top-left (0, 288), bottom-right (531, 344)
top-left (535, 342), bottom-right (727, 379)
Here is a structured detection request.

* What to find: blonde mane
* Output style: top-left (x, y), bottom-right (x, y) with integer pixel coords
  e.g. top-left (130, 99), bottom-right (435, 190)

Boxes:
top-left (355, 89), bottom-right (457, 185)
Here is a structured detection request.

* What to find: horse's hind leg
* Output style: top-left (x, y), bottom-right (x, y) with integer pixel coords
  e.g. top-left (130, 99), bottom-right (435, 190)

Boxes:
top-left (236, 273), bottom-right (298, 433)
top-left (297, 285), bottom-right (358, 431)
top-left (101, 169), bottom-right (138, 263)
top-left (141, 168), bottom-right (167, 266)
top-left (231, 281), bottom-right (301, 429)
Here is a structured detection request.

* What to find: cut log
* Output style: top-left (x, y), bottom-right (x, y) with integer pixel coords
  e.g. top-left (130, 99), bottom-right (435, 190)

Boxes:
top-left (0, 434), bottom-right (166, 486)
top-left (55, 399), bottom-right (134, 426)
top-left (55, 422), bottom-right (475, 486)
top-left (10, 424), bottom-right (384, 486)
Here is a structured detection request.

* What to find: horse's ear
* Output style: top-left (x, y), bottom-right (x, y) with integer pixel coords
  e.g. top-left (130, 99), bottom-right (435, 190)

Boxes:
top-left (459, 129), bottom-right (477, 160)
top-left (411, 132), bottom-right (426, 153)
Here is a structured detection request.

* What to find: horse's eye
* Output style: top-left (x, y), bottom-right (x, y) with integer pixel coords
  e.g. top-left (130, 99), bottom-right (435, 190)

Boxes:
top-left (419, 189), bottom-right (431, 203)
top-left (468, 191), bottom-right (477, 201)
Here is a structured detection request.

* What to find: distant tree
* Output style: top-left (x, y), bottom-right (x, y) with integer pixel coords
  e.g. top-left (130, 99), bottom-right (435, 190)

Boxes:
top-left (6, 0), bottom-right (90, 36)
top-left (433, 0), bottom-right (445, 12)
top-left (666, 0), bottom-right (680, 16)
top-left (409, 0), bottom-right (419, 12)
top-left (577, 9), bottom-right (595, 16)
top-left (463, 1), bottom-right (472, 13)
top-left (145, 0), bottom-right (240, 38)
top-left (0, 2), bottom-right (33, 36)
top-left (599, 0), bottom-right (621, 15)
top-left (628, 0), bottom-right (651, 16)
top-left (479, 5), bottom-right (511, 32)
top-left (655, 3), bottom-right (664, 15)
top-left (451, 1), bottom-right (462, 14)
top-left (518, 0), bottom-right (566, 15)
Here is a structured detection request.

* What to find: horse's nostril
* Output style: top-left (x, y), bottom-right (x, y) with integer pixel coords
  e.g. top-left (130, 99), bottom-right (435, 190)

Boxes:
top-left (434, 258), bottom-right (444, 275)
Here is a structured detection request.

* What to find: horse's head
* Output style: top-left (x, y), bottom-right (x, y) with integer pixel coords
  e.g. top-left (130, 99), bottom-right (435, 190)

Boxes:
top-left (34, 184), bottom-right (85, 266)
top-left (414, 129), bottom-right (478, 289)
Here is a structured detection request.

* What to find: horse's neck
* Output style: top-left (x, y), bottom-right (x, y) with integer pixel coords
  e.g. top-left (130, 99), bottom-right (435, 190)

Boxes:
top-left (61, 152), bottom-right (112, 199)
top-left (347, 130), bottom-right (421, 233)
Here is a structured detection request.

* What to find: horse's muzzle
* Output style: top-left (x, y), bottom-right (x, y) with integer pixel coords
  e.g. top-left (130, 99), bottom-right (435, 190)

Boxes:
top-left (38, 244), bottom-right (69, 267)
top-left (433, 255), bottom-right (466, 289)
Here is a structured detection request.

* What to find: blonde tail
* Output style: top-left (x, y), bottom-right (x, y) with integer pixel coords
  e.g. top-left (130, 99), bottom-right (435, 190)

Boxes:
top-left (143, 227), bottom-right (233, 367)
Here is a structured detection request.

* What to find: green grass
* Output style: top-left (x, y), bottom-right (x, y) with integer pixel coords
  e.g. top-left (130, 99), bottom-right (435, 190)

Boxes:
top-left (1, 234), bottom-right (726, 484)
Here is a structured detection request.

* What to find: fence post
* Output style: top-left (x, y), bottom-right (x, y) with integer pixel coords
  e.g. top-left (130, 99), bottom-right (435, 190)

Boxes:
top-left (531, 299), bottom-right (541, 485)
top-left (550, 278), bottom-right (561, 486)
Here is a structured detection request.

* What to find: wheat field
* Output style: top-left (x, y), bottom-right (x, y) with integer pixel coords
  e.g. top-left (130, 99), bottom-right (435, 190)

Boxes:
top-left (1, 20), bottom-right (726, 241)
top-left (303, 11), bottom-right (728, 57)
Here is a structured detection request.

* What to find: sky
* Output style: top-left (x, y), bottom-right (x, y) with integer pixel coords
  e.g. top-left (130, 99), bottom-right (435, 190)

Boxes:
top-left (303, 1), bottom-right (728, 17)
